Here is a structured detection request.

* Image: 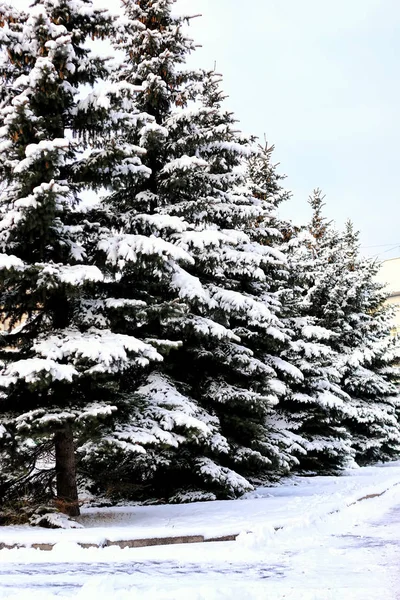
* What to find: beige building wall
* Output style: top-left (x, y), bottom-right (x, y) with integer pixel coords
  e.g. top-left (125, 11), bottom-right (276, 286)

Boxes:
top-left (376, 257), bottom-right (400, 332)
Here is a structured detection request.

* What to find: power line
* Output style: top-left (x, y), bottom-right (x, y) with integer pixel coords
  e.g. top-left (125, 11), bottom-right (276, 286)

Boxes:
top-left (370, 244), bottom-right (400, 259)
top-left (361, 242), bottom-right (400, 249)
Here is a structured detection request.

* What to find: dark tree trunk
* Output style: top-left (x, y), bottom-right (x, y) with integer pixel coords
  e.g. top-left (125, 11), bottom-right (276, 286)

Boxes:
top-left (54, 423), bottom-right (80, 517)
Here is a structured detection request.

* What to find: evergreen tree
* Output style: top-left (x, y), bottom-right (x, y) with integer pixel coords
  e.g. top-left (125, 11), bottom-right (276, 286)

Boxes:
top-left (279, 191), bottom-right (400, 472)
top-left (82, 0), bottom-right (301, 501)
top-left (277, 190), bottom-right (354, 472)
top-left (4, 0), bottom-right (394, 510)
top-left (333, 222), bottom-right (400, 464)
top-left (242, 143), bottom-right (309, 476)
top-left (0, 0), bottom-right (172, 515)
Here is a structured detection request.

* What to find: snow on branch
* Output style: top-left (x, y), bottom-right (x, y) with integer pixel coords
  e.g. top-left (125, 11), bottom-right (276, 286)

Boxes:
top-left (195, 457), bottom-right (253, 495)
top-left (0, 359), bottom-right (78, 386)
top-left (161, 155), bottom-right (208, 175)
top-left (132, 213), bottom-right (188, 234)
top-left (0, 253), bottom-right (24, 271)
top-left (171, 264), bottom-right (215, 306)
top-left (98, 233), bottom-right (193, 268)
top-left (36, 264), bottom-right (104, 287)
top-left (15, 403), bottom-right (117, 432)
top-left (32, 328), bottom-right (163, 373)
top-left (210, 286), bottom-right (275, 324)
top-left (13, 139), bottom-right (70, 175)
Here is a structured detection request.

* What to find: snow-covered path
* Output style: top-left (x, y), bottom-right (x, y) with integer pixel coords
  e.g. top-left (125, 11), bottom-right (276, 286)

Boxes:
top-left (2, 486), bottom-right (400, 599)
top-left (0, 558), bottom-right (286, 597)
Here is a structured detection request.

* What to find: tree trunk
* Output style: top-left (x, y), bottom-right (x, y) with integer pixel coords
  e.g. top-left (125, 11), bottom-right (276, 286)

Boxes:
top-left (54, 423), bottom-right (80, 517)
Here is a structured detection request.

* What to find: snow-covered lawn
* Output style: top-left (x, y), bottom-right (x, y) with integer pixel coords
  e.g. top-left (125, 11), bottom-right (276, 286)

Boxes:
top-left (2, 462), bottom-right (400, 598)
top-left (2, 462), bottom-right (400, 547)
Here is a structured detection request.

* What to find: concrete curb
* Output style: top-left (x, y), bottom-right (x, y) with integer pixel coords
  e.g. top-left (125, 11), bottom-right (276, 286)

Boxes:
top-left (0, 533), bottom-right (238, 551)
top-left (1, 482), bottom-right (399, 551)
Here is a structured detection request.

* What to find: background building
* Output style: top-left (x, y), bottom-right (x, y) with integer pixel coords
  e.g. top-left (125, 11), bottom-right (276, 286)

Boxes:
top-left (376, 257), bottom-right (400, 332)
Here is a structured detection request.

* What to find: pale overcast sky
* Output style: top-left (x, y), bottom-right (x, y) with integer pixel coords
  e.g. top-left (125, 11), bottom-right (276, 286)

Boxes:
top-left (174, 0), bottom-right (400, 260)
top-left (14, 0), bottom-right (400, 259)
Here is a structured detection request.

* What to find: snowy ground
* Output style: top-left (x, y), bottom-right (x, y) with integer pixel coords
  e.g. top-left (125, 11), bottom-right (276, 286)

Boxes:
top-left (3, 462), bottom-right (400, 546)
top-left (2, 463), bottom-right (400, 598)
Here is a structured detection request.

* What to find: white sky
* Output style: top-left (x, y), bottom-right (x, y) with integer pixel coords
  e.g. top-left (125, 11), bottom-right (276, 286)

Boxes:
top-left (174, 0), bottom-right (400, 260)
top-left (13, 0), bottom-right (400, 259)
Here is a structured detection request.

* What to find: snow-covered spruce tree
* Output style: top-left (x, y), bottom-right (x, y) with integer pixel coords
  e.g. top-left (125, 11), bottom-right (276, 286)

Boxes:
top-left (240, 144), bottom-right (310, 475)
top-left (0, 0), bottom-right (177, 515)
top-left (274, 190), bottom-right (355, 473)
top-left (331, 221), bottom-right (400, 464)
top-left (185, 90), bottom-right (305, 488)
top-left (81, 0), bottom-right (301, 501)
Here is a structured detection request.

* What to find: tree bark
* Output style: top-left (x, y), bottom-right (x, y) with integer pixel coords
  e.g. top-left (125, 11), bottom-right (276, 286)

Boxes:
top-left (54, 423), bottom-right (80, 517)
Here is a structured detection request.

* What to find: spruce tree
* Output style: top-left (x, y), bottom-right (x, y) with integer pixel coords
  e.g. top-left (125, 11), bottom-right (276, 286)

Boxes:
top-left (241, 143), bottom-right (309, 475)
top-left (279, 192), bottom-right (400, 472)
top-left (333, 222), bottom-right (400, 464)
top-left (82, 0), bottom-right (301, 501)
top-left (277, 190), bottom-right (354, 472)
top-left (0, 0), bottom-right (171, 515)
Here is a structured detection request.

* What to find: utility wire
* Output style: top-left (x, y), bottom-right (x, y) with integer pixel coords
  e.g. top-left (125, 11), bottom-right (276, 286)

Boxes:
top-left (370, 244), bottom-right (400, 259)
top-left (361, 242), bottom-right (400, 249)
